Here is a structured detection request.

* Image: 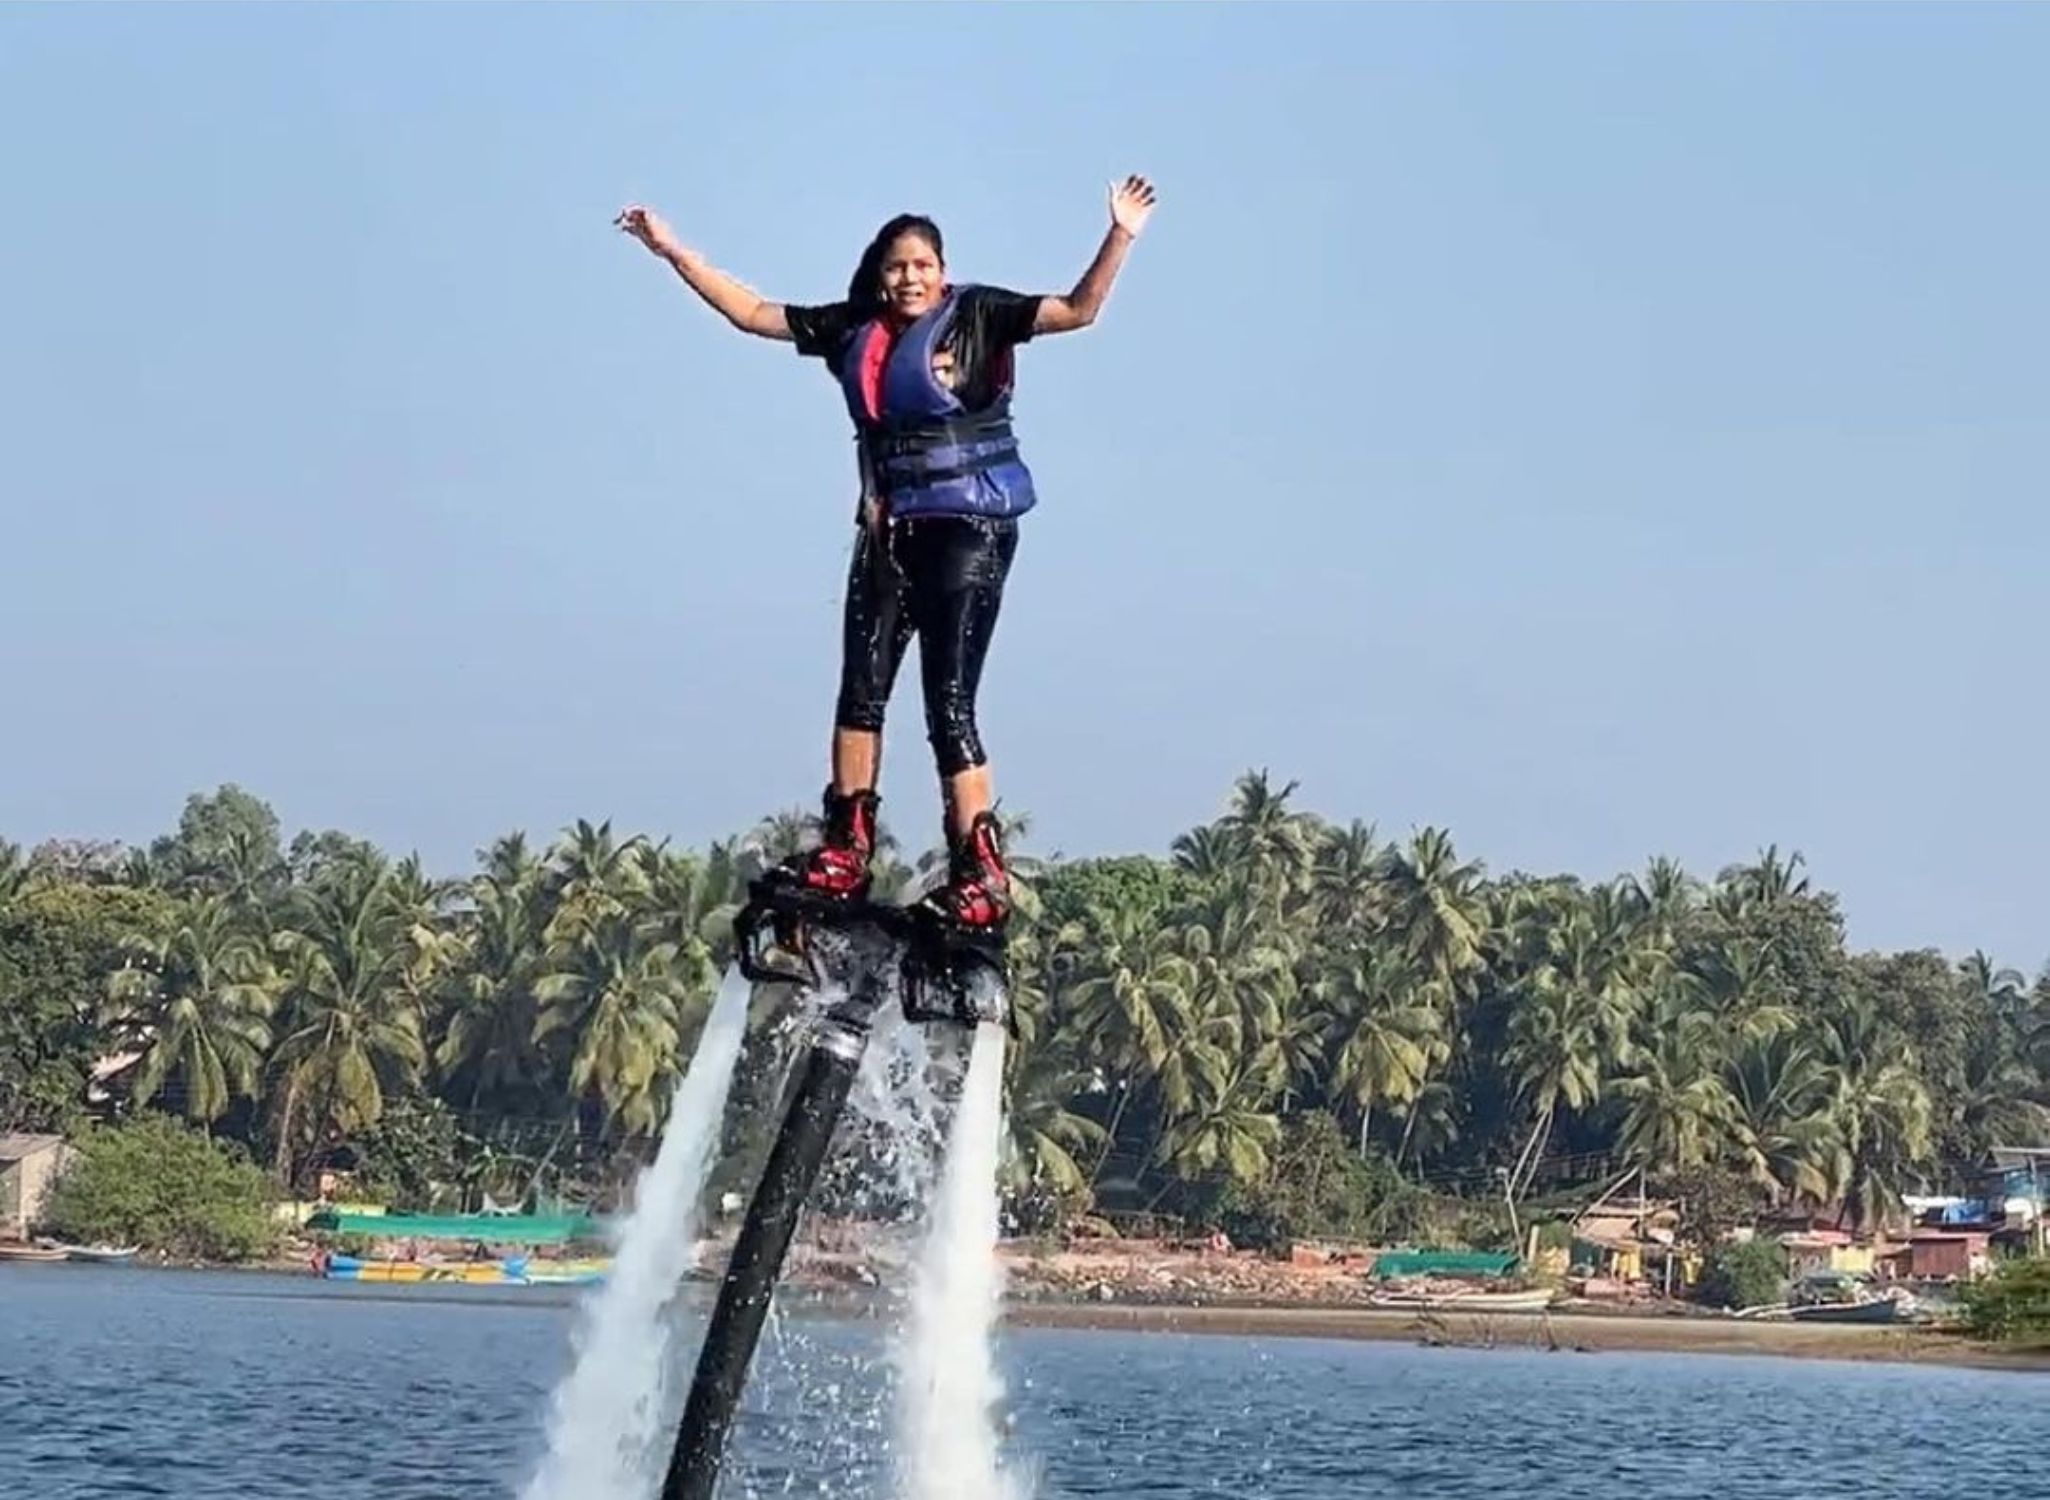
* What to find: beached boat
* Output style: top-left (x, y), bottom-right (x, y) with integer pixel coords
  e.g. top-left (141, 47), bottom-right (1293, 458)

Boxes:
top-left (0, 1241), bottom-right (68, 1263)
top-left (521, 1258), bottom-right (611, 1287)
top-left (1737, 1271), bottom-right (1924, 1325)
top-left (60, 1244), bottom-right (139, 1265)
top-left (1787, 1296), bottom-right (1912, 1325)
top-left (1370, 1286), bottom-right (1558, 1313)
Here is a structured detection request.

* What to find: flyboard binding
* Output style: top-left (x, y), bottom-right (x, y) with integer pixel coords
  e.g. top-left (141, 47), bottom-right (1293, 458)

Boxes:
top-left (658, 867), bottom-right (1008, 1500)
top-left (733, 866), bottom-right (1011, 1030)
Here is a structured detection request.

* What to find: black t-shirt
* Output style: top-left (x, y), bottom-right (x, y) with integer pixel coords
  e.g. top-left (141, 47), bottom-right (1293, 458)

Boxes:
top-left (786, 285), bottom-right (1042, 413)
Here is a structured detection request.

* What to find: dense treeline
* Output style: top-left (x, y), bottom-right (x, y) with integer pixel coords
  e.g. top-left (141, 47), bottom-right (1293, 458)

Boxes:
top-left (2, 779), bottom-right (2045, 1244)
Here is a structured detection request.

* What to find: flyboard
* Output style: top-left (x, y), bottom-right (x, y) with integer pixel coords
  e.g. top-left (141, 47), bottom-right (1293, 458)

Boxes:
top-left (658, 870), bottom-right (1007, 1500)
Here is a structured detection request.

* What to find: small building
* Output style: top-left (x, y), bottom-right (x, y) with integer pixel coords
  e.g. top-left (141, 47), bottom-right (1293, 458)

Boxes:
top-left (1780, 1230), bottom-right (1877, 1280)
top-left (1877, 1230), bottom-right (1991, 1282)
top-left (1570, 1202), bottom-right (1686, 1288)
top-left (1985, 1146), bottom-right (2050, 1227)
top-left (0, 1134), bottom-right (73, 1240)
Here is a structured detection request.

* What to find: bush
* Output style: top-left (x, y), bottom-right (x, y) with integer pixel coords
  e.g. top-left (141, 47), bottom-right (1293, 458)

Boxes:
top-left (1698, 1237), bottom-right (1787, 1310)
top-left (43, 1114), bottom-right (279, 1261)
top-left (1960, 1257), bottom-right (2050, 1347)
top-left (1207, 1112), bottom-right (1427, 1250)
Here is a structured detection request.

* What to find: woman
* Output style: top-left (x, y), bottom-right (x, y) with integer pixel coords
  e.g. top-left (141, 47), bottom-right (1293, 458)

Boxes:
top-left (616, 176), bottom-right (1156, 936)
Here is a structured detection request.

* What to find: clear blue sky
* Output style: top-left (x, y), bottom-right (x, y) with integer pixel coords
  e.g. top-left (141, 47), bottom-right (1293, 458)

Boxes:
top-left (2, 5), bottom-right (2043, 970)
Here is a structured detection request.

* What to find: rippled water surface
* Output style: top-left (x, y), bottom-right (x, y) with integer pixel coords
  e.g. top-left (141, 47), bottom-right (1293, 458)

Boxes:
top-left (2, 1265), bottom-right (2040, 1498)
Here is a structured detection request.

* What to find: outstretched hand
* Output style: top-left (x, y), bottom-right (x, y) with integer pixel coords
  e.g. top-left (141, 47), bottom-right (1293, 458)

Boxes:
top-left (1108, 175), bottom-right (1158, 238)
top-left (614, 203), bottom-right (681, 258)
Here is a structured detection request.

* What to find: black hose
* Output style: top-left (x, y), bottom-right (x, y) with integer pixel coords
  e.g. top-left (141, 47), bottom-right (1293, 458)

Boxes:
top-left (660, 1016), bottom-right (868, 1500)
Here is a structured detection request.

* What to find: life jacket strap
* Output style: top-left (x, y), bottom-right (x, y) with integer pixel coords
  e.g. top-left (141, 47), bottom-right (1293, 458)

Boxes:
top-left (867, 405), bottom-right (1016, 461)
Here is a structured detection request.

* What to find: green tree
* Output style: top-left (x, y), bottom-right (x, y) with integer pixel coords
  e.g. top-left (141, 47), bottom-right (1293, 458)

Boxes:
top-left (1, 882), bottom-right (178, 1133)
top-left (534, 911), bottom-right (698, 1133)
top-left (1698, 1237), bottom-right (1788, 1310)
top-left (268, 858), bottom-right (428, 1181)
top-left (148, 784), bottom-right (287, 906)
top-left (44, 1114), bottom-right (278, 1260)
top-left (102, 896), bottom-right (276, 1124)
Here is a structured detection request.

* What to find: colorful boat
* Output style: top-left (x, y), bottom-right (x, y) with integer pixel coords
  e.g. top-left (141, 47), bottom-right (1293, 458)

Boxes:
top-left (314, 1251), bottom-right (610, 1287)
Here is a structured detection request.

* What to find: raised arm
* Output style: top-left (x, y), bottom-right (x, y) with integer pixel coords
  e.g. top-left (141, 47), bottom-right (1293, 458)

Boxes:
top-left (1033, 175), bottom-right (1158, 336)
top-left (615, 204), bottom-right (792, 340)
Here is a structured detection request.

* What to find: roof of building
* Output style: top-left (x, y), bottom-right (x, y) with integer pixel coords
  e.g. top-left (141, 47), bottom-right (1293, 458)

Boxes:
top-left (0, 1133), bottom-right (67, 1163)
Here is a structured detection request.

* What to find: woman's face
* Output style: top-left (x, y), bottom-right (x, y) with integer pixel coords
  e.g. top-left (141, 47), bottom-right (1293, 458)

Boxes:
top-left (878, 231), bottom-right (944, 321)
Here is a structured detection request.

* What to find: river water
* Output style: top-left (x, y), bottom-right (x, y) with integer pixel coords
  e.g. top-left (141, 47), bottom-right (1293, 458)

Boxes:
top-left (1, 1264), bottom-right (2038, 1499)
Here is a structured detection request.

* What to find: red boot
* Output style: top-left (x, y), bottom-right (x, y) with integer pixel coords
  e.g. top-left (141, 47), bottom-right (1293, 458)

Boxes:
top-left (917, 811), bottom-right (1011, 931)
top-left (775, 786), bottom-right (879, 902)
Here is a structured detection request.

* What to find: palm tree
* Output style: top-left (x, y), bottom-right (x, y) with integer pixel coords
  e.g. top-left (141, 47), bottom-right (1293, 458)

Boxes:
top-left (436, 857), bottom-right (552, 1110)
top-left (1156, 1065), bottom-right (1282, 1186)
top-left (1069, 909), bottom-right (1198, 1091)
top-left (1712, 844), bottom-right (1810, 922)
top-left (1959, 951), bottom-right (2030, 1025)
top-left (545, 819), bottom-right (651, 942)
top-left (1175, 886), bottom-right (1298, 1058)
top-left (1214, 770), bottom-right (1318, 905)
top-left (639, 844), bottom-right (731, 993)
top-left (102, 897), bottom-right (276, 1124)
top-left (534, 912), bottom-right (696, 1134)
top-left (1245, 983), bottom-right (1331, 1115)
top-left (213, 825), bottom-right (288, 917)
top-left (1003, 1045), bottom-right (1109, 1205)
top-left (1816, 992), bottom-right (1933, 1228)
top-left (741, 808), bottom-right (817, 871)
top-left (1067, 906), bottom-right (1201, 1174)
top-left (1392, 1077), bottom-right (1462, 1172)
top-left (1614, 984), bottom-right (1736, 1177)
top-left (1947, 1024), bottom-right (2048, 1160)
top-left (1310, 820), bottom-right (1384, 934)
top-left (1380, 827), bottom-right (1489, 1001)
top-left (0, 840), bottom-right (25, 912)
top-left (268, 858), bottom-right (429, 1180)
top-left (1317, 946), bottom-right (1441, 1154)
top-left (1724, 1032), bottom-right (1842, 1206)
top-left (1500, 949), bottom-right (1623, 1197)
top-left (1629, 855), bottom-right (1700, 944)
top-left (1169, 824), bottom-right (1238, 886)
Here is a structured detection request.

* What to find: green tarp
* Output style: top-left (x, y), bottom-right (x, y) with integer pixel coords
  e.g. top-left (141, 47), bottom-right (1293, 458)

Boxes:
top-left (306, 1210), bottom-right (606, 1245)
top-left (1370, 1250), bottom-right (1518, 1280)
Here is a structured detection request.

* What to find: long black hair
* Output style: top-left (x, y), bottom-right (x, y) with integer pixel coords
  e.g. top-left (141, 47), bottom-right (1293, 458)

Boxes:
top-left (846, 213), bottom-right (945, 313)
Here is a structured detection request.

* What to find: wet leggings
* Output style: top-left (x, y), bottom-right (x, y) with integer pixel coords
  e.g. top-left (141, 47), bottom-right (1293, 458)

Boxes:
top-left (834, 515), bottom-right (1020, 776)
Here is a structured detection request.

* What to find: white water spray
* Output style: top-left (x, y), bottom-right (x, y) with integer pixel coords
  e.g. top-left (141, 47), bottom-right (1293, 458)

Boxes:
top-left (520, 966), bottom-right (753, 1500)
top-left (894, 1022), bottom-right (1021, 1500)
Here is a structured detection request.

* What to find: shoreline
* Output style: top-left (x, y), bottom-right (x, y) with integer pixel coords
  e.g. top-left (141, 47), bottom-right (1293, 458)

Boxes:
top-left (57, 1253), bottom-right (2048, 1375)
top-left (1001, 1299), bottom-right (2050, 1373)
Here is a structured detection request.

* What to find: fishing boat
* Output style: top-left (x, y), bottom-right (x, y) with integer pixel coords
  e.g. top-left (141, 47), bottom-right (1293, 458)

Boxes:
top-left (60, 1244), bottom-right (139, 1265)
top-left (1736, 1270), bottom-right (1924, 1325)
top-left (0, 1241), bottom-right (68, 1263)
top-left (1370, 1285), bottom-right (1559, 1313)
top-left (1787, 1295), bottom-right (1914, 1325)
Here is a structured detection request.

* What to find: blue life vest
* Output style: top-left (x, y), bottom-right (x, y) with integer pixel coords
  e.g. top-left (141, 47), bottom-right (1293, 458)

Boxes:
top-left (836, 287), bottom-right (1037, 521)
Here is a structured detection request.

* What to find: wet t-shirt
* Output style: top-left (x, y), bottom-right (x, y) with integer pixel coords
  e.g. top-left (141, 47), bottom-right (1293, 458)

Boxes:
top-left (786, 286), bottom-right (1042, 413)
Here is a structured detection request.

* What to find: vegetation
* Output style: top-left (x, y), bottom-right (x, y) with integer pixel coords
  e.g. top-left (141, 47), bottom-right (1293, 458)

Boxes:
top-left (1960, 1256), bottom-right (2050, 1347)
top-left (2, 776), bottom-right (2047, 1250)
top-left (43, 1114), bottom-right (278, 1261)
top-left (1697, 1237), bottom-right (1789, 1310)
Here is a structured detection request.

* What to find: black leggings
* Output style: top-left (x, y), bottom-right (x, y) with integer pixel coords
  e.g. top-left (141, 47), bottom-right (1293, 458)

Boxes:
top-left (834, 515), bottom-right (1019, 776)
